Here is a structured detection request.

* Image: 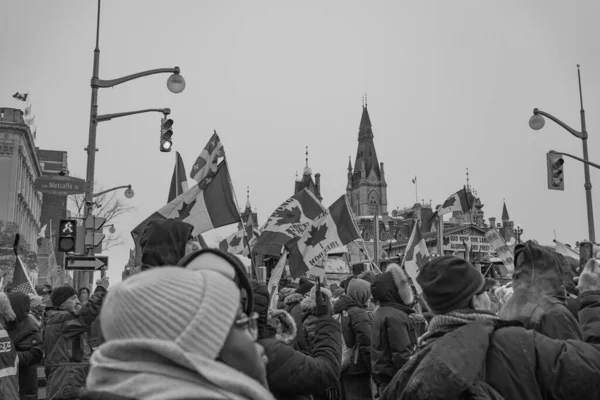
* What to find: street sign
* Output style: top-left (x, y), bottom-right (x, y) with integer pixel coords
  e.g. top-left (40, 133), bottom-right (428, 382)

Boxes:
top-left (35, 175), bottom-right (86, 196)
top-left (65, 255), bottom-right (108, 271)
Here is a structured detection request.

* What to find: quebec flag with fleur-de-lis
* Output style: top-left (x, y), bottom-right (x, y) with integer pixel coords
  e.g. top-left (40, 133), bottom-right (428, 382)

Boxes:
top-left (286, 195), bottom-right (361, 278)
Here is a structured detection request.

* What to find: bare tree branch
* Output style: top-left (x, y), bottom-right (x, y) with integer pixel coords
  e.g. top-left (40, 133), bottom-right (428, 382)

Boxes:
top-left (68, 182), bottom-right (136, 252)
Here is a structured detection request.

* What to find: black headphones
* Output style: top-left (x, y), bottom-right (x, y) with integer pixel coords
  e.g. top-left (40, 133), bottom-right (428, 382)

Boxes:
top-left (177, 248), bottom-right (254, 316)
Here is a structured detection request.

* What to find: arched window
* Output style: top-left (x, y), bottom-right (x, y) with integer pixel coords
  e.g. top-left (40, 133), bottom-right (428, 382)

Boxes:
top-left (369, 192), bottom-right (379, 215)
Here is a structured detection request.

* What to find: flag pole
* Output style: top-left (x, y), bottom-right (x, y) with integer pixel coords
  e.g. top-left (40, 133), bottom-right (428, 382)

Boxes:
top-left (437, 207), bottom-right (444, 256)
top-left (241, 219), bottom-right (258, 279)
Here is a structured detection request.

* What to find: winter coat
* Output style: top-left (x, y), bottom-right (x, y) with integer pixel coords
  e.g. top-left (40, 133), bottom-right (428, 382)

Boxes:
top-left (284, 292), bottom-right (309, 352)
top-left (6, 292), bottom-right (44, 400)
top-left (498, 241), bottom-right (582, 340)
top-left (252, 282), bottom-right (342, 400)
top-left (333, 294), bottom-right (372, 375)
top-left (382, 291), bottom-right (600, 400)
top-left (0, 292), bottom-right (19, 400)
top-left (43, 286), bottom-right (106, 400)
top-left (370, 264), bottom-right (418, 388)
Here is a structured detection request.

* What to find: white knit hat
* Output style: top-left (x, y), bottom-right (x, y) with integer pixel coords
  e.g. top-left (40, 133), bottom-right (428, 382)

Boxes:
top-left (100, 267), bottom-right (241, 360)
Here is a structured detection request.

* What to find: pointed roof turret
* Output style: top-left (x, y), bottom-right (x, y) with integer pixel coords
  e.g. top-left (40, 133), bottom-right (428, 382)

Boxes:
top-left (501, 200), bottom-right (510, 221)
top-left (352, 104), bottom-right (381, 183)
top-left (347, 156), bottom-right (352, 172)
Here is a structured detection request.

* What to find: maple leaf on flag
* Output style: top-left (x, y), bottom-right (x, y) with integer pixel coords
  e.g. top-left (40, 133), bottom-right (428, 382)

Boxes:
top-left (415, 251), bottom-right (429, 271)
top-left (274, 206), bottom-right (302, 226)
top-left (304, 224), bottom-right (328, 248)
top-left (442, 196), bottom-right (456, 208)
top-left (230, 235), bottom-right (242, 248)
top-left (177, 199), bottom-right (197, 220)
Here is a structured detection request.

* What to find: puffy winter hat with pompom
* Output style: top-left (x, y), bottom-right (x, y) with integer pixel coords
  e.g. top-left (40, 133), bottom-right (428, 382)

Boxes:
top-left (100, 267), bottom-right (241, 360)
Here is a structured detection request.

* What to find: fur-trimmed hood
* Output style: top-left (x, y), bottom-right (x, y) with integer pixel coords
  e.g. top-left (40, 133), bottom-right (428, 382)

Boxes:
top-left (300, 285), bottom-right (332, 315)
top-left (0, 291), bottom-right (16, 326)
top-left (268, 309), bottom-right (297, 344)
top-left (371, 263), bottom-right (414, 306)
top-left (284, 292), bottom-right (304, 308)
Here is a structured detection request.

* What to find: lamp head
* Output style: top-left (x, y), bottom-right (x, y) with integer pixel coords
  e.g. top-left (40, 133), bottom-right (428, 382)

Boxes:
top-left (167, 72), bottom-right (186, 94)
top-left (529, 113), bottom-right (545, 130)
top-left (109, 226), bottom-right (116, 234)
top-left (124, 187), bottom-right (135, 199)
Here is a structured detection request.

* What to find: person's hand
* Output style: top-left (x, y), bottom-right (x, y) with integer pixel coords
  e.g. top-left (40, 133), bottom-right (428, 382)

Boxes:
top-left (577, 258), bottom-right (600, 294)
top-left (96, 277), bottom-right (110, 290)
top-left (314, 289), bottom-right (332, 317)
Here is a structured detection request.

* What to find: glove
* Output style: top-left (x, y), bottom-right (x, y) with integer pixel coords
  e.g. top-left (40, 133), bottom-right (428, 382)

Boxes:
top-left (578, 258), bottom-right (600, 294)
top-left (314, 289), bottom-right (333, 317)
top-left (96, 277), bottom-right (110, 290)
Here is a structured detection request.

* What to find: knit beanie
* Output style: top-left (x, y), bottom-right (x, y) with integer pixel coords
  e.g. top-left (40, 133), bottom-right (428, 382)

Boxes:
top-left (417, 256), bottom-right (485, 314)
top-left (30, 295), bottom-right (44, 309)
top-left (51, 285), bottom-right (77, 307)
top-left (100, 267), bottom-right (241, 360)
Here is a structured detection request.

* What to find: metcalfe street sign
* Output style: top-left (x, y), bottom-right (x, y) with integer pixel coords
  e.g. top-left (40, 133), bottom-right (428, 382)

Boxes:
top-left (35, 175), bottom-right (86, 196)
top-left (65, 255), bottom-right (108, 271)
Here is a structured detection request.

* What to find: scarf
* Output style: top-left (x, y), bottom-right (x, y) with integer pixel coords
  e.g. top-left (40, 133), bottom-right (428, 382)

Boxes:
top-left (418, 309), bottom-right (498, 348)
top-left (86, 339), bottom-right (275, 400)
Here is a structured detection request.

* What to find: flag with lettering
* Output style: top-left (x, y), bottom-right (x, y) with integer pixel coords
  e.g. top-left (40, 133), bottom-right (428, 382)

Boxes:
top-left (132, 162), bottom-right (239, 265)
top-left (12, 255), bottom-right (35, 296)
top-left (402, 221), bottom-right (429, 295)
top-left (190, 131), bottom-right (224, 188)
top-left (168, 151), bottom-right (189, 203)
top-left (438, 186), bottom-right (475, 216)
top-left (286, 195), bottom-right (361, 278)
top-left (254, 189), bottom-right (326, 256)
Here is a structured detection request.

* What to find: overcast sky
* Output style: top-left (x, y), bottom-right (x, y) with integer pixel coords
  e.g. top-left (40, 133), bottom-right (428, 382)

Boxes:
top-left (2, 1), bottom-right (599, 283)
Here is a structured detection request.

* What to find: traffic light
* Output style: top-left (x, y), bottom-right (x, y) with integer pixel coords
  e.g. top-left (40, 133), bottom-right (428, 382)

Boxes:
top-left (546, 152), bottom-right (564, 191)
top-left (58, 219), bottom-right (77, 252)
top-left (160, 117), bottom-right (173, 152)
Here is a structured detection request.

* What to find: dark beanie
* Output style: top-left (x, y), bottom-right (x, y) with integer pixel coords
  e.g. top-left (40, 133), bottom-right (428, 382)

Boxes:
top-left (51, 285), bottom-right (77, 307)
top-left (297, 278), bottom-right (314, 295)
top-left (417, 256), bottom-right (485, 314)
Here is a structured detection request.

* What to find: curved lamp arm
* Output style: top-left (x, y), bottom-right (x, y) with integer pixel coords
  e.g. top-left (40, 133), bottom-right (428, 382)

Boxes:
top-left (93, 185), bottom-right (131, 198)
top-left (92, 67), bottom-right (180, 88)
top-left (96, 108), bottom-right (170, 123)
top-left (533, 108), bottom-right (587, 139)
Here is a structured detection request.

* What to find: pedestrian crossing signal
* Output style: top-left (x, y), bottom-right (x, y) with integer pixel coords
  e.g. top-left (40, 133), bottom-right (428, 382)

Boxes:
top-left (58, 219), bottom-right (77, 252)
top-left (547, 152), bottom-right (564, 191)
top-left (160, 118), bottom-right (173, 152)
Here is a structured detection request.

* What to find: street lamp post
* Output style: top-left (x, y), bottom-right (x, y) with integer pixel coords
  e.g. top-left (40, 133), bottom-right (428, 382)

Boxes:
top-left (78, 0), bottom-right (185, 288)
top-left (513, 224), bottom-right (524, 244)
top-left (93, 185), bottom-right (134, 199)
top-left (529, 65), bottom-right (595, 242)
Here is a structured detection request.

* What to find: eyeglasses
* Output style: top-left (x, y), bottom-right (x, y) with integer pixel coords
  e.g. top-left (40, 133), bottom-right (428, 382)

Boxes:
top-left (235, 312), bottom-right (259, 340)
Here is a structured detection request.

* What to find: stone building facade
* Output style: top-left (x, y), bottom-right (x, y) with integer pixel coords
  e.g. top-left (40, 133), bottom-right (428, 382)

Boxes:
top-left (0, 108), bottom-right (43, 253)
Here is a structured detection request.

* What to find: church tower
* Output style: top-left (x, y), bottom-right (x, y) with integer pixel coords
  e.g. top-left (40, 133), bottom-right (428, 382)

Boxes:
top-left (346, 101), bottom-right (388, 225)
top-left (238, 186), bottom-right (258, 230)
top-left (294, 147), bottom-right (322, 201)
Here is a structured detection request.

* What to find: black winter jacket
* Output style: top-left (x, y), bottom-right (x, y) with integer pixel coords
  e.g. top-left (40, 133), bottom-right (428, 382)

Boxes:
top-left (6, 292), bottom-right (43, 400)
top-left (333, 294), bottom-right (372, 375)
top-left (382, 291), bottom-right (600, 400)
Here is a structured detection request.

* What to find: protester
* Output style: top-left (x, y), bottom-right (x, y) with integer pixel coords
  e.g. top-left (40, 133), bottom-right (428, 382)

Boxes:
top-left (78, 287), bottom-right (90, 307)
top-left (498, 241), bottom-right (582, 340)
top-left (277, 287), bottom-right (297, 309)
top-left (6, 292), bottom-right (44, 400)
top-left (282, 278), bottom-right (313, 352)
top-left (251, 281), bottom-right (342, 400)
top-left (370, 263), bottom-right (419, 395)
top-left (138, 219), bottom-right (195, 271)
top-left (35, 284), bottom-right (52, 306)
top-left (82, 267), bottom-right (275, 400)
top-left (333, 278), bottom-right (373, 400)
top-left (43, 281), bottom-right (108, 400)
top-left (381, 255), bottom-right (600, 399)
top-left (0, 291), bottom-right (19, 400)
top-left (28, 295), bottom-right (45, 327)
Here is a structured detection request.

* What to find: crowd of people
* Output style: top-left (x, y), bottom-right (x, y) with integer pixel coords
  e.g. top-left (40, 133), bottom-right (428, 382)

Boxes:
top-left (0, 219), bottom-right (599, 399)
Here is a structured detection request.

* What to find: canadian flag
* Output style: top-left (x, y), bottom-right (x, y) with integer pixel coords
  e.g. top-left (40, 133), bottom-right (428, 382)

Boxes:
top-left (402, 221), bottom-right (430, 295)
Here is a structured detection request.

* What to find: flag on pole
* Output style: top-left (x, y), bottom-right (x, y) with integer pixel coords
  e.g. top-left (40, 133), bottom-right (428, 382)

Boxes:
top-left (287, 195), bottom-right (361, 278)
top-left (555, 239), bottom-right (580, 260)
top-left (412, 176), bottom-right (417, 184)
top-left (168, 151), bottom-right (189, 203)
top-left (132, 162), bottom-right (240, 265)
top-left (268, 252), bottom-right (288, 310)
top-left (12, 255), bottom-right (36, 296)
top-left (254, 189), bottom-right (326, 256)
top-left (13, 92), bottom-right (28, 101)
top-left (219, 230), bottom-right (246, 255)
top-left (402, 221), bottom-right (429, 295)
top-left (437, 186), bottom-right (475, 216)
top-left (190, 131), bottom-right (224, 188)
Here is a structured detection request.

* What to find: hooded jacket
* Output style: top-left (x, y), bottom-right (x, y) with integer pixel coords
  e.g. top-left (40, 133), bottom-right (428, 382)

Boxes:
top-left (6, 292), bottom-right (44, 400)
top-left (284, 292), bottom-right (308, 351)
top-left (370, 264), bottom-right (418, 388)
top-left (252, 282), bottom-right (342, 400)
top-left (333, 279), bottom-right (372, 376)
top-left (498, 241), bottom-right (582, 340)
top-left (0, 291), bottom-right (19, 400)
top-left (139, 219), bottom-right (194, 270)
top-left (43, 286), bottom-right (106, 399)
top-left (382, 291), bottom-right (600, 400)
